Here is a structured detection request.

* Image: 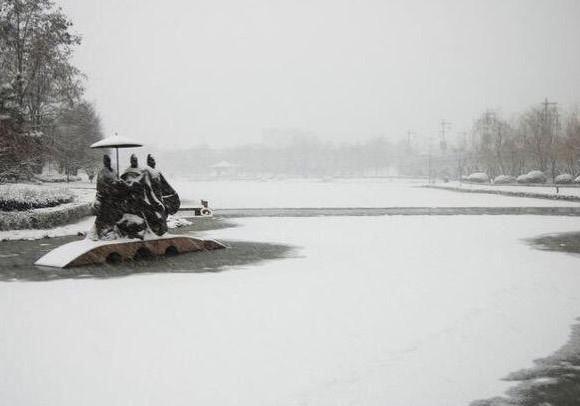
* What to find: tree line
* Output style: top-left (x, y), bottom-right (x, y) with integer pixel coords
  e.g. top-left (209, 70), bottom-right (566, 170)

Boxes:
top-left (451, 101), bottom-right (580, 181)
top-left (0, 0), bottom-right (102, 182)
top-left (154, 101), bottom-right (580, 180)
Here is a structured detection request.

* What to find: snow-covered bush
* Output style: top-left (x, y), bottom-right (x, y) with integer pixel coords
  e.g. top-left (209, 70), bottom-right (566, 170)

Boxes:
top-left (555, 174), bottom-right (573, 184)
top-left (516, 174), bottom-right (530, 183)
top-left (517, 170), bottom-right (547, 184)
top-left (0, 184), bottom-right (74, 211)
top-left (526, 170), bottom-right (547, 183)
top-left (465, 172), bottom-right (490, 183)
top-left (575, 175), bottom-right (580, 184)
top-left (493, 175), bottom-right (516, 184)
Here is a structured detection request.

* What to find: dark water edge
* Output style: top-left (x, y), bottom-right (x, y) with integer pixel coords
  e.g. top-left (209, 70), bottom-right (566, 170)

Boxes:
top-left (527, 231), bottom-right (580, 256)
top-left (471, 320), bottom-right (580, 406)
top-left (0, 217), bottom-right (295, 282)
top-left (470, 233), bottom-right (580, 405)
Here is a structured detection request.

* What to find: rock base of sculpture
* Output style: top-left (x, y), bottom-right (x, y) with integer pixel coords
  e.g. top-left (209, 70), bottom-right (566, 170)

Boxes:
top-left (35, 235), bottom-right (226, 268)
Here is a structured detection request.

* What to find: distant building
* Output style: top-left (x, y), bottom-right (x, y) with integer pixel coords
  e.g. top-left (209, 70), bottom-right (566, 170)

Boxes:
top-left (210, 161), bottom-right (240, 178)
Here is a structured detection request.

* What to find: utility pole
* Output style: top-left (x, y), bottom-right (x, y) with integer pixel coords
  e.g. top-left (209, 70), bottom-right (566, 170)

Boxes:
top-left (440, 120), bottom-right (451, 153)
top-left (542, 97), bottom-right (557, 118)
top-left (459, 131), bottom-right (467, 185)
top-left (458, 131), bottom-right (467, 186)
top-left (406, 130), bottom-right (415, 150)
top-left (541, 98), bottom-right (558, 186)
top-left (427, 137), bottom-right (433, 184)
top-left (428, 147), bottom-right (432, 184)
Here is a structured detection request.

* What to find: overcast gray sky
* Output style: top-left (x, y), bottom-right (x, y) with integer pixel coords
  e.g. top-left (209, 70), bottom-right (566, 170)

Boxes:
top-left (58, 0), bottom-right (580, 148)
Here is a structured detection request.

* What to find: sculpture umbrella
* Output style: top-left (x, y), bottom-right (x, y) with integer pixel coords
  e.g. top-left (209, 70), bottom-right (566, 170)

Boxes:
top-left (90, 134), bottom-right (143, 178)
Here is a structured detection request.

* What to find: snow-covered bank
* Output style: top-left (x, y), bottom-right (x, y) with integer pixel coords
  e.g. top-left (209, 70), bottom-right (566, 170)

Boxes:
top-left (0, 215), bottom-right (95, 241)
top-left (2, 216), bottom-right (580, 405)
top-left (0, 215), bottom-right (192, 241)
top-left (428, 181), bottom-right (580, 202)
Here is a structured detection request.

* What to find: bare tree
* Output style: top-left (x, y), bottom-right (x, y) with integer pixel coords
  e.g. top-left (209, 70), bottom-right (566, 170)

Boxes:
top-left (560, 111), bottom-right (580, 175)
top-left (519, 105), bottom-right (558, 174)
top-left (471, 110), bottom-right (511, 178)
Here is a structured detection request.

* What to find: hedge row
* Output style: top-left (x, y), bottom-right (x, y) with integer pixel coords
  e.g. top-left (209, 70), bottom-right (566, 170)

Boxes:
top-left (0, 184), bottom-right (74, 211)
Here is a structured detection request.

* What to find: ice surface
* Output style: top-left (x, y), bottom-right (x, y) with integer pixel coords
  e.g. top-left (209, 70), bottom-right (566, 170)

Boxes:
top-left (2, 216), bottom-right (580, 405)
top-left (173, 178), bottom-right (580, 209)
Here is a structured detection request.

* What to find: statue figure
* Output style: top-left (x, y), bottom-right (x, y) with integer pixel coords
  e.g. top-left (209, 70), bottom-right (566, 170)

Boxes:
top-left (146, 154), bottom-right (180, 215)
top-left (91, 154), bottom-right (125, 240)
top-left (119, 154), bottom-right (167, 238)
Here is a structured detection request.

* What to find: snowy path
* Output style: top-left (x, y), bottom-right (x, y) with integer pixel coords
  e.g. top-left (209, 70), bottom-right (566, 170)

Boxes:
top-left (2, 216), bottom-right (580, 405)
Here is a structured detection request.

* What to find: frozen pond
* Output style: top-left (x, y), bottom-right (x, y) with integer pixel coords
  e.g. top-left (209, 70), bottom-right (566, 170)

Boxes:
top-left (2, 215), bottom-right (580, 405)
top-left (173, 178), bottom-right (580, 208)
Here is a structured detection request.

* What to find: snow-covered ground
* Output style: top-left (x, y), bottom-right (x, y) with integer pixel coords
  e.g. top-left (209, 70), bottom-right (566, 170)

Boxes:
top-left (2, 215), bottom-right (580, 405)
top-left (173, 178), bottom-right (580, 208)
top-left (6, 179), bottom-right (579, 241)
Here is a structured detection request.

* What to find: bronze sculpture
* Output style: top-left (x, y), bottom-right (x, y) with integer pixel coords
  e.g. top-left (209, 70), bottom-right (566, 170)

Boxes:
top-left (91, 153), bottom-right (180, 240)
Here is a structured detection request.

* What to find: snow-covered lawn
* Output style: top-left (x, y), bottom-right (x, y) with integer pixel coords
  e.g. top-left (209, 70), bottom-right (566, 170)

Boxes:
top-left (173, 178), bottom-right (580, 208)
top-left (2, 215), bottom-right (580, 405)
